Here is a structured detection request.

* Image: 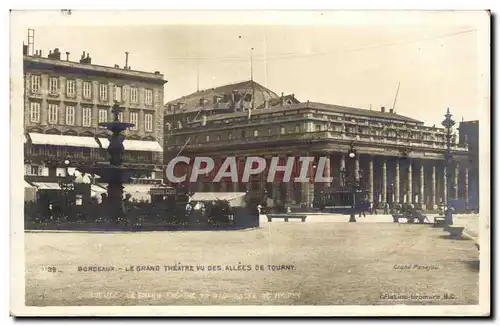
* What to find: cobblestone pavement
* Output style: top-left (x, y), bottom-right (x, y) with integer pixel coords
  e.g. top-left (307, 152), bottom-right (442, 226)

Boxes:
top-left (25, 219), bottom-right (479, 306)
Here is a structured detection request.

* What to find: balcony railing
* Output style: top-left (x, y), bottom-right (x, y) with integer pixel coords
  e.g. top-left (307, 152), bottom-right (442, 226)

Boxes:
top-left (169, 130), bottom-right (468, 152)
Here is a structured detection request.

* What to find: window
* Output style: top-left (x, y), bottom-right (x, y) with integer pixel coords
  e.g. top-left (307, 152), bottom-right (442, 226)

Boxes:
top-left (315, 124), bottom-right (322, 131)
top-left (31, 75), bottom-right (40, 93)
top-left (205, 135), bottom-right (210, 142)
top-left (145, 113), bottom-right (153, 132)
top-left (241, 130), bottom-right (246, 138)
top-left (29, 102), bottom-right (40, 123)
top-left (66, 79), bottom-right (76, 97)
top-left (118, 112), bottom-right (124, 122)
top-left (65, 106), bottom-right (75, 125)
top-left (216, 135), bottom-right (221, 141)
top-left (228, 132), bottom-right (233, 140)
top-left (82, 107), bottom-right (92, 127)
top-left (129, 111), bottom-right (139, 130)
top-left (83, 81), bottom-right (92, 99)
top-left (280, 127), bottom-right (286, 135)
top-left (98, 109), bottom-right (108, 127)
top-left (295, 124), bottom-right (301, 133)
top-left (145, 89), bottom-right (153, 105)
top-left (30, 165), bottom-right (39, 176)
top-left (253, 129), bottom-right (259, 137)
top-left (99, 83), bottom-right (108, 101)
top-left (268, 128), bottom-right (272, 135)
top-left (49, 77), bottom-right (59, 94)
top-left (114, 85), bottom-right (122, 102)
top-left (130, 87), bottom-right (138, 103)
top-left (48, 104), bottom-right (58, 124)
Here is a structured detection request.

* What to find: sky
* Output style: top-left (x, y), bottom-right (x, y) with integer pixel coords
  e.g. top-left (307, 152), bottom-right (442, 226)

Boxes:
top-left (23, 15), bottom-right (485, 127)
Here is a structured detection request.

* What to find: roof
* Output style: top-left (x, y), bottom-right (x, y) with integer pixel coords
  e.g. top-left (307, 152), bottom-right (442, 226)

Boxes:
top-left (165, 80), bottom-right (280, 114)
top-left (305, 102), bottom-right (423, 123)
top-left (203, 101), bottom-right (423, 124)
top-left (24, 55), bottom-right (166, 84)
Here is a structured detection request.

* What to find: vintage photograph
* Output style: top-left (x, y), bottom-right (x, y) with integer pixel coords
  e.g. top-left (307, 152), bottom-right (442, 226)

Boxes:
top-left (10, 10), bottom-right (490, 316)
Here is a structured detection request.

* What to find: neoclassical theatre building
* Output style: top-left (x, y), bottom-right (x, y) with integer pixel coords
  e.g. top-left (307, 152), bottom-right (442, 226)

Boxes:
top-left (23, 45), bottom-right (167, 195)
top-left (163, 80), bottom-right (474, 210)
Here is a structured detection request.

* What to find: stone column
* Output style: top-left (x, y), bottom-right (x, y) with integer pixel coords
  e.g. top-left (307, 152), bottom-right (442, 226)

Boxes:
top-left (220, 181), bottom-right (227, 192)
top-left (340, 154), bottom-right (346, 187)
top-left (323, 154), bottom-right (331, 190)
top-left (454, 162), bottom-right (459, 200)
top-left (368, 156), bottom-right (374, 203)
top-left (272, 183), bottom-right (279, 200)
top-left (464, 167), bottom-right (469, 208)
top-left (301, 155), bottom-right (314, 207)
top-left (382, 159), bottom-right (387, 204)
top-left (407, 160), bottom-right (412, 204)
top-left (432, 164), bottom-right (436, 207)
top-left (420, 161), bottom-right (425, 208)
top-left (355, 156), bottom-right (360, 182)
top-left (395, 160), bottom-right (400, 204)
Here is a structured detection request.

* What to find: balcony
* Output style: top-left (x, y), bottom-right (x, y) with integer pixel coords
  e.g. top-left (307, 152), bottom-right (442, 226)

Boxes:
top-left (168, 130), bottom-right (468, 153)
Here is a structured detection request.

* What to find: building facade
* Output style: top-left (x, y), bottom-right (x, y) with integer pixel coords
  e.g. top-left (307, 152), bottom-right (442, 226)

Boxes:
top-left (23, 46), bottom-right (167, 187)
top-left (458, 120), bottom-right (479, 210)
top-left (164, 81), bottom-right (472, 210)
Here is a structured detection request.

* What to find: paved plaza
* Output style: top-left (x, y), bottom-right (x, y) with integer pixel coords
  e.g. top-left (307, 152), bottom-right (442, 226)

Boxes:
top-left (25, 214), bottom-right (480, 306)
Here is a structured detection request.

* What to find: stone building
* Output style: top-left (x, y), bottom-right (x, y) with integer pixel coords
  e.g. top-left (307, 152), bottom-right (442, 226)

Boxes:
top-left (163, 80), bottom-right (472, 210)
top-left (23, 46), bottom-right (167, 192)
top-left (458, 120), bottom-right (479, 210)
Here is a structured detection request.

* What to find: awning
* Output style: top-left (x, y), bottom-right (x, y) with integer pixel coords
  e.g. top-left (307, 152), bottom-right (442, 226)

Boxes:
top-left (24, 181), bottom-right (35, 188)
top-left (29, 133), bottom-right (100, 148)
top-left (22, 134), bottom-right (27, 143)
top-left (91, 184), bottom-right (107, 197)
top-left (124, 184), bottom-right (153, 194)
top-left (32, 182), bottom-right (61, 190)
top-left (99, 138), bottom-right (163, 152)
top-left (123, 184), bottom-right (152, 202)
top-left (191, 192), bottom-right (246, 202)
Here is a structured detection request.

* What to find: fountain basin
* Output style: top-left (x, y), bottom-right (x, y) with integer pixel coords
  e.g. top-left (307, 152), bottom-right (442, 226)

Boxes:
top-left (98, 122), bottom-right (135, 134)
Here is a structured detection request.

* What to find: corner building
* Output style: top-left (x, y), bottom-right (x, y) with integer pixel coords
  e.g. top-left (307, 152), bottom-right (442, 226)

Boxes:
top-left (164, 80), bottom-right (473, 210)
top-left (23, 47), bottom-right (167, 188)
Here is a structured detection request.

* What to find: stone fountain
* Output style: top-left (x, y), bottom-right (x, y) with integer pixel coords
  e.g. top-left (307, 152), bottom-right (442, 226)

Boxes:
top-left (83, 103), bottom-right (152, 223)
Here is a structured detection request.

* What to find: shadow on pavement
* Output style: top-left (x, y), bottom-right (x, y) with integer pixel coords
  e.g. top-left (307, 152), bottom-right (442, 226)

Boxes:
top-left (461, 260), bottom-right (480, 272)
top-left (437, 234), bottom-right (473, 241)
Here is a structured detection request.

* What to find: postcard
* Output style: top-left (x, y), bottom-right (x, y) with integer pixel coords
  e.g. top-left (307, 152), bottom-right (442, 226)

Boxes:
top-left (10, 9), bottom-right (490, 317)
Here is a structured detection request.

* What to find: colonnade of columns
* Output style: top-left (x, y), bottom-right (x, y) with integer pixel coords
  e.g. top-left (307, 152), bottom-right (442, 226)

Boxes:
top-left (184, 153), bottom-right (470, 210)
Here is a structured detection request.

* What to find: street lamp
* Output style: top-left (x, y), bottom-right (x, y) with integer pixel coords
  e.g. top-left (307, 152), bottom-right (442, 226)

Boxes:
top-left (441, 108), bottom-right (456, 225)
top-left (347, 142), bottom-right (357, 222)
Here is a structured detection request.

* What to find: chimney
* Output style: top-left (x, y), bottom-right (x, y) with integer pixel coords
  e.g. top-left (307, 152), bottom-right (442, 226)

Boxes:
top-left (65, 52), bottom-right (70, 61)
top-left (22, 43), bottom-right (28, 55)
top-left (48, 49), bottom-right (53, 58)
top-left (39, 50), bottom-right (42, 57)
top-left (53, 48), bottom-right (61, 60)
top-left (389, 108), bottom-right (394, 114)
top-left (154, 71), bottom-right (160, 74)
top-left (81, 51), bottom-right (85, 60)
top-left (125, 52), bottom-right (129, 69)
top-left (380, 106), bottom-right (386, 113)
top-left (281, 92), bottom-right (284, 106)
top-left (114, 64), bottom-right (120, 68)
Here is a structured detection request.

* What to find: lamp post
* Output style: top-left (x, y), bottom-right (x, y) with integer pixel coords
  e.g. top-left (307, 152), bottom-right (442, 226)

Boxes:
top-left (58, 158), bottom-right (75, 222)
top-left (348, 143), bottom-right (357, 222)
top-left (441, 108), bottom-right (455, 225)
